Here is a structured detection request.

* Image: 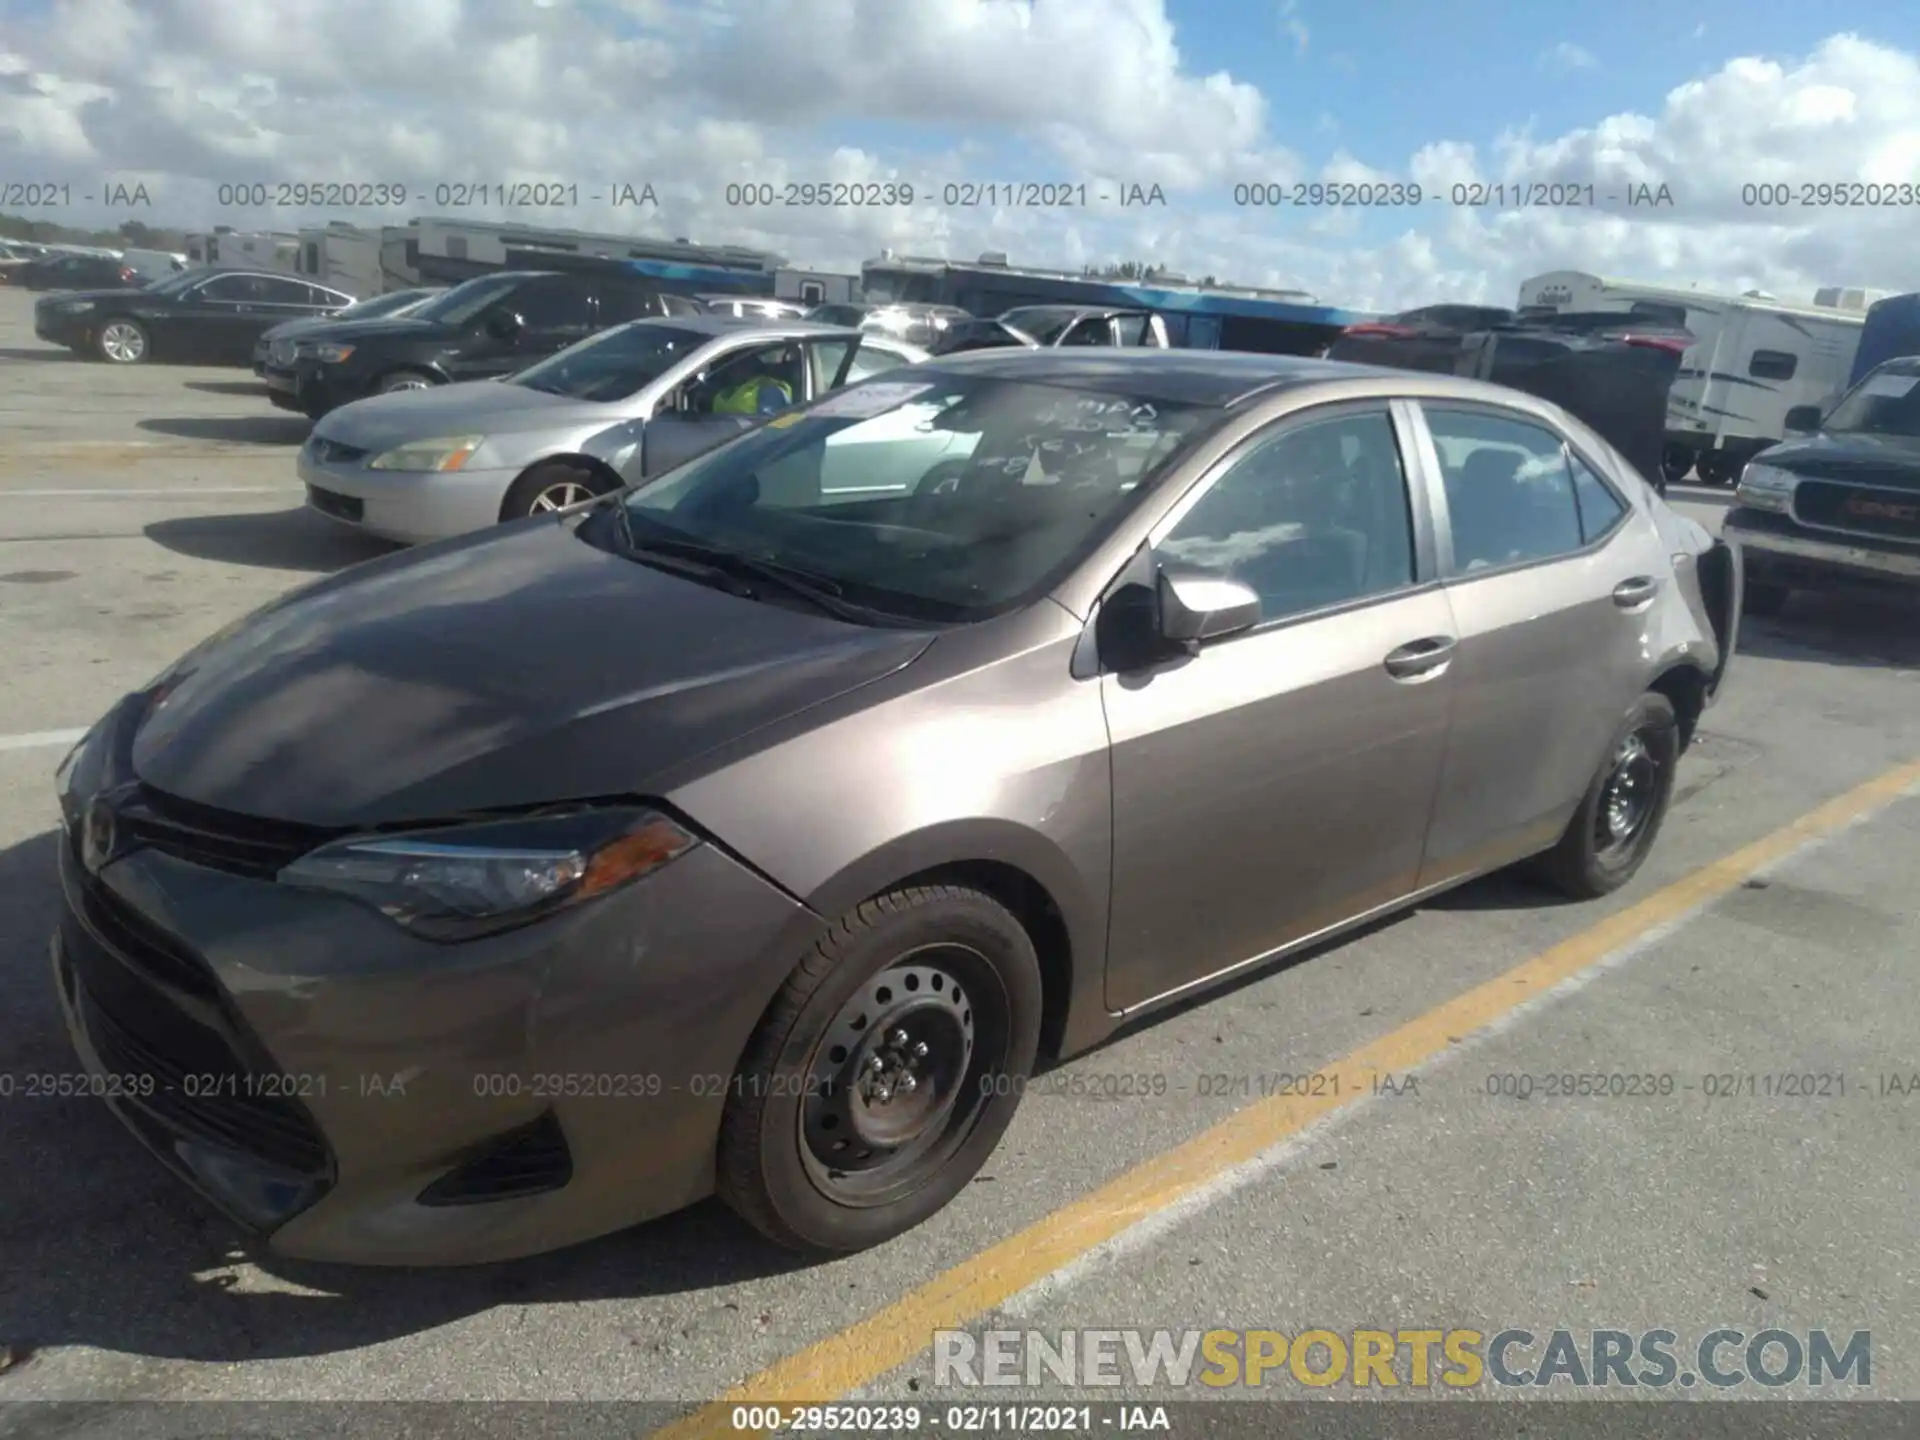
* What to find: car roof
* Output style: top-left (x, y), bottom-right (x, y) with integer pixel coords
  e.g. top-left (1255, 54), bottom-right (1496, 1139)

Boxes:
top-left (913, 348), bottom-right (1409, 406)
top-left (634, 315), bottom-right (889, 342)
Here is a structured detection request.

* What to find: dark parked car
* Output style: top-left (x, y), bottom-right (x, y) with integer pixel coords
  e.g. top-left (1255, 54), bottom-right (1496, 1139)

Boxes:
top-left (1724, 356), bottom-right (1920, 614)
top-left (274, 269), bottom-right (676, 419)
top-left (254, 286), bottom-right (445, 380)
top-left (1326, 308), bottom-right (1693, 494)
top-left (51, 349), bottom-right (1735, 1266)
top-left (33, 268), bottom-right (355, 365)
top-left (9, 251), bottom-right (139, 293)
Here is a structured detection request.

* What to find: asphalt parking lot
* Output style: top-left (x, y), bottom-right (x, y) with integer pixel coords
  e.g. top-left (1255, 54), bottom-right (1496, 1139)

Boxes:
top-left (0, 285), bottom-right (1916, 1432)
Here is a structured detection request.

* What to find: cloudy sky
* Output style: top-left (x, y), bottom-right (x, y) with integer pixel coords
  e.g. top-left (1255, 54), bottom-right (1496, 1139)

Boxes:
top-left (2, 0), bottom-right (1918, 311)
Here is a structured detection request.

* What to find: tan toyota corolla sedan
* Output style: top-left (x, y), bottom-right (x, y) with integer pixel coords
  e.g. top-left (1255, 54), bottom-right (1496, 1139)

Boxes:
top-left (53, 349), bottom-right (1739, 1265)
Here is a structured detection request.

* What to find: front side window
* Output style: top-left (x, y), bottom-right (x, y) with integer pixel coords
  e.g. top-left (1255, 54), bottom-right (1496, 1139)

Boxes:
top-left (621, 378), bottom-right (1219, 621)
top-left (1423, 407), bottom-right (1584, 572)
top-left (1160, 409), bottom-right (1416, 623)
top-left (509, 323), bottom-right (705, 402)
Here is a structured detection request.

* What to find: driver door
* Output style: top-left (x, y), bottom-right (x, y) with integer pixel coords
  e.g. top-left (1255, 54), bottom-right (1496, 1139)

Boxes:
top-left (638, 340), bottom-right (807, 478)
top-left (1101, 402), bottom-right (1459, 1011)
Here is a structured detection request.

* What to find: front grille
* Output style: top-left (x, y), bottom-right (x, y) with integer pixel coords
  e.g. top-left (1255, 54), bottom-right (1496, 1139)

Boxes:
top-left (70, 854), bottom-right (221, 999)
top-left (418, 1112), bottom-right (574, 1206)
top-left (78, 986), bottom-right (330, 1174)
top-left (307, 485), bottom-right (364, 522)
top-left (118, 784), bottom-right (334, 879)
top-left (306, 437), bottom-right (369, 466)
top-left (1793, 481), bottom-right (1920, 543)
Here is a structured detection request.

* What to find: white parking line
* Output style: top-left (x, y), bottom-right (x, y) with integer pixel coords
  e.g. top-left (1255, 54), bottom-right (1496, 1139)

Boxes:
top-left (0, 487), bottom-right (301, 498)
top-left (0, 728), bottom-right (87, 753)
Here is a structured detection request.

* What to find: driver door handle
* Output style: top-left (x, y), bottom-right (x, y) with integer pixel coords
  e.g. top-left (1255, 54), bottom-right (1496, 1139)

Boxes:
top-left (1612, 576), bottom-right (1660, 608)
top-left (1383, 636), bottom-right (1456, 680)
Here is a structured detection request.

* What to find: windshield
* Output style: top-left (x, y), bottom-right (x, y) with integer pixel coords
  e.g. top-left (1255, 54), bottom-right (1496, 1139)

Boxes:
top-left (143, 269), bottom-right (207, 296)
top-left (510, 323), bottom-right (706, 401)
top-left (340, 289), bottom-right (437, 320)
top-left (1822, 368), bottom-right (1920, 439)
top-left (620, 375), bottom-right (1218, 622)
top-left (409, 275), bottom-right (524, 326)
top-left (1000, 309), bottom-right (1078, 344)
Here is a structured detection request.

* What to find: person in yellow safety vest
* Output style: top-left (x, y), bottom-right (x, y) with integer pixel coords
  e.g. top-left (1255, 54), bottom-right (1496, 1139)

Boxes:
top-left (711, 358), bottom-right (795, 416)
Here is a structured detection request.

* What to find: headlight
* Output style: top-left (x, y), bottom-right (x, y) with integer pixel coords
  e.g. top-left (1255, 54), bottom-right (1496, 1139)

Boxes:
top-left (368, 435), bottom-right (484, 472)
top-left (54, 725), bottom-right (94, 808)
top-left (1735, 462), bottom-right (1797, 512)
top-left (311, 343), bottom-right (355, 363)
top-left (277, 807), bottom-right (697, 940)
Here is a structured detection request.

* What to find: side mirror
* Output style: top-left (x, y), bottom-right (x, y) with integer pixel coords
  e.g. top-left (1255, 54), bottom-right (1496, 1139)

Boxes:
top-left (485, 310), bottom-right (524, 341)
top-left (1782, 404), bottom-right (1824, 434)
top-left (1155, 563), bottom-right (1262, 645)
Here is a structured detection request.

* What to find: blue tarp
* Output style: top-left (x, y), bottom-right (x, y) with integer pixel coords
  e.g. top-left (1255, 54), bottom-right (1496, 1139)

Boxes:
top-left (1851, 293), bottom-right (1920, 386)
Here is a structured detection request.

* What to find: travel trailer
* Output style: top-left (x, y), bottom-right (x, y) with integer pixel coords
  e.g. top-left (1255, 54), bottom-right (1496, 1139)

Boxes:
top-left (184, 229), bottom-right (301, 276)
top-left (293, 223), bottom-right (422, 297)
top-left (1517, 271), bottom-right (1873, 485)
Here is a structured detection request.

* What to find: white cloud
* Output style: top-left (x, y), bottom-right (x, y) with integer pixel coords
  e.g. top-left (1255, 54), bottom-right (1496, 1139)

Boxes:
top-left (1544, 41), bottom-right (1597, 71)
top-left (1279, 0), bottom-right (1309, 56)
top-left (0, 7), bottom-right (1917, 313)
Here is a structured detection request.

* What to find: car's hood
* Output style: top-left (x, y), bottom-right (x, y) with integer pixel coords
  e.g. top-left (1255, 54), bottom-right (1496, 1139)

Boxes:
top-left (32, 288), bottom-right (130, 305)
top-left (316, 380), bottom-right (605, 449)
top-left (293, 315), bottom-right (452, 345)
top-left (260, 314), bottom-right (336, 343)
top-left (1757, 431), bottom-right (1920, 491)
top-left (131, 520), bottom-right (936, 828)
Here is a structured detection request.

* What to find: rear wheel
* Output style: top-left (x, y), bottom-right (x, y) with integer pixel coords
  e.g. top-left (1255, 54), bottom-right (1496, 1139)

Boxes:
top-left (1534, 692), bottom-right (1680, 900)
top-left (1694, 452), bottom-right (1737, 487)
top-left (499, 461), bottom-right (615, 521)
top-left (1743, 580), bottom-right (1790, 617)
top-left (1660, 445), bottom-right (1694, 487)
top-left (95, 318), bottom-right (148, 364)
top-left (717, 884), bottom-right (1042, 1253)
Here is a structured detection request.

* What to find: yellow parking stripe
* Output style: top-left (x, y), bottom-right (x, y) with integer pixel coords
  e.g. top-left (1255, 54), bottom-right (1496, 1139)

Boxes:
top-left (653, 758), bottom-right (1920, 1439)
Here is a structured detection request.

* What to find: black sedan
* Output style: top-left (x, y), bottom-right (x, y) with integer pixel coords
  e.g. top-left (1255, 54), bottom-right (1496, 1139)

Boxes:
top-left (1725, 357), bottom-right (1920, 614)
top-left (253, 286), bottom-right (444, 379)
top-left (6, 251), bottom-right (139, 292)
top-left (34, 268), bottom-right (356, 365)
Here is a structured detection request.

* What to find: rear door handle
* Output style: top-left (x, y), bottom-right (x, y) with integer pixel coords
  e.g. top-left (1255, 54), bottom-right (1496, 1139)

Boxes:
top-left (1383, 636), bottom-right (1457, 680)
top-left (1612, 576), bottom-right (1660, 608)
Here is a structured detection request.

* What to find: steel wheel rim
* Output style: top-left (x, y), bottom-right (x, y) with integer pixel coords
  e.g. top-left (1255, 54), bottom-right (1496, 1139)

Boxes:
top-left (531, 481), bottom-right (592, 512)
top-left (1595, 730), bottom-right (1661, 856)
top-left (101, 323), bottom-right (144, 362)
top-left (799, 944), bottom-right (1006, 1207)
top-left (382, 376), bottom-right (429, 392)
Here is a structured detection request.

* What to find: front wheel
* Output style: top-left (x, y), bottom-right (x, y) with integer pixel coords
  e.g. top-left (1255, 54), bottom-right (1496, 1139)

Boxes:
top-left (499, 461), bottom-right (614, 521)
top-left (717, 884), bottom-right (1043, 1253)
top-left (1533, 692), bottom-right (1680, 900)
top-left (95, 318), bottom-right (149, 364)
top-left (374, 368), bottom-right (437, 395)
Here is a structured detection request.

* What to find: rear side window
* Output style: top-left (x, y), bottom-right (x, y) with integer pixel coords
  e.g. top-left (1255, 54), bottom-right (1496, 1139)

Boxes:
top-left (598, 284), bottom-right (665, 323)
top-left (844, 344), bottom-right (912, 382)
top-left (1750, 349), bottom-right (1797, 380)
top-left (1423, 407), bottom-right (1585, 572)
top-left (1569, 454), bottom-right (1627, 542)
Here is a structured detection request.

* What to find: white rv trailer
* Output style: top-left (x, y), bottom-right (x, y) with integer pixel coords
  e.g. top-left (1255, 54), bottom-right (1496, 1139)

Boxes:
top-left (1517, 270), bottom-right (1873, 485)
top-left (184, 229), bottom-right (302, 275)
top-left (293, 222), bottom-right (422, 296)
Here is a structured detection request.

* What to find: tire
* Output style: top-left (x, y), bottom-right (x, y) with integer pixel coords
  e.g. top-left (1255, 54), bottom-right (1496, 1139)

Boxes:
top-left (1694, 452), bottom-right (1736, 487)
top-left (717, 884), bottom-right (1043, 1253)
top-left (1743, 580), bottom-right (1790, 617)
top-left (499, 461), bottom-right (615, 522)
top-left (374, 368), bottom-right (437, 394)
top-left (1533, 693), bottom-right (1680, 900)
top-left (1660, 445), bottom-right (1694, 487)
top-left (95, 318), bottom-right (149, 364)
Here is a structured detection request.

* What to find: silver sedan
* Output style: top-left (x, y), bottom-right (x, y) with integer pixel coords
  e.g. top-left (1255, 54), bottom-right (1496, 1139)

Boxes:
top-left (297, 316), bottom-right (927, 544)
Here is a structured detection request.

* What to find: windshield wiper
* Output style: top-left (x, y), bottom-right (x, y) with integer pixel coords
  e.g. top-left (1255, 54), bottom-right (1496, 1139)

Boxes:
top-left (622, 530), bottom-right (896, 625)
